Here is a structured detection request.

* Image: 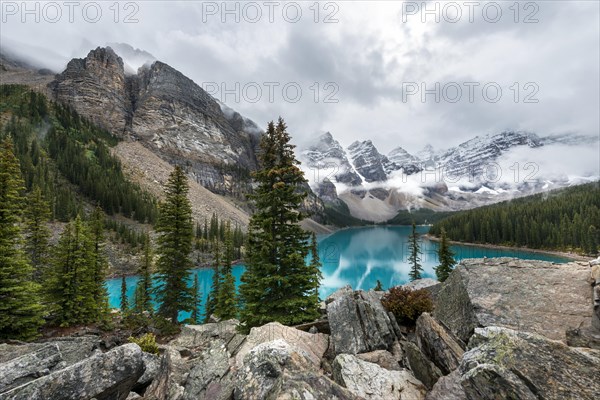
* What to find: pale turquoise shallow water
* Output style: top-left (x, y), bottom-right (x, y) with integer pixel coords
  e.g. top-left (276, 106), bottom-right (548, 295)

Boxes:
top-left (106, 225), bottom-right (571, 320)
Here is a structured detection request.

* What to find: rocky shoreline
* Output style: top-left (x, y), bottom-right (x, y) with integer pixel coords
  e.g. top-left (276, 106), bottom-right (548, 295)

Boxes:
top-left (1, 257), bottom-right (599, 399)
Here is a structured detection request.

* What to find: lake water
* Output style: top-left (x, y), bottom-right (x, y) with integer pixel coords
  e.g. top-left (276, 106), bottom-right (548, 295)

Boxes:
top-left (106, 225), bottom-right (571, 320)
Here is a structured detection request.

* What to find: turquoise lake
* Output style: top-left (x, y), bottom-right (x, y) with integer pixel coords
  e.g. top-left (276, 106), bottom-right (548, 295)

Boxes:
top-left (106, 225), bottom-right (571, 320)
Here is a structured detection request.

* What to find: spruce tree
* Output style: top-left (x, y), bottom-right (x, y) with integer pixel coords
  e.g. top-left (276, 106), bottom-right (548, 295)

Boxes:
top-left (191, 274), bottom-right (201, 323)
top-left (408, 221), bottom-right (423, 281)
top-left (309, 232), bottom-right (322, 298)
top-left (0, 138), bottom-right (45, 340)
top-left (24, 186), bottom-right (51, 281)
top-left (239, 118), bottom-right (320, 331)
top-left (205, 239), bottom-right (221, 322)
top-left (120, 275), bottom-right (129, 313)
top-left (374, 280), bottom-right (384, 291)
top-left (217, 222), bottom-right (237, 320)
top-left (88, 207), bottom-right (109, 319)
top-left (154, 166), bottom-right (194, 323)
top-left (46, 215), bottom-right (95, 326)
top-left (435, 228), bottom-right (456, 282)
top-left (134, 234), bottom-right (153, 313)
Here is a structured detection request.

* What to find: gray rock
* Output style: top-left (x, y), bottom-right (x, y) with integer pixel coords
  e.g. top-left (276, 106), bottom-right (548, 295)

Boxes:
top-left (434, 258), bottom-right (593, 343)
top-left (181, 340), bottom-right (232, 400)
top-left (170, 320), bottom-right (240, 349)
top-left (425, 370), bottom-right (466, 400)
top-left (566, 326), bottom-right (600, 350)
top-left (234, 339), bottom-right (357, 400)
top-left (332, 353), bottom-right (427, 400)
top-left (404, 341), bottom-right (443, 390)
top-left (403, 278), bottom-right (440, 291)
top-left (234, 322), bottom-right (328, 369)
top-left (126, 392), bottom-right (142, 400)
top-left (355, 349), bottom-right (400, 371)
top-left (0, 344), bottom-right (63, 393)
top-left (458, 326), bottom-right (600, 400)
top-left (326, 289), bottom-right (400, 355)
top-left (133, 352), bottom-right (160, 391)
top-left (0, 343), bottom-right (144, 400)
top-left (143, 347), bottom-right (187, 400)
top-left (416, 313), bottom-right (464, 374)
top-left (0, 336), bottom-right (99, 365)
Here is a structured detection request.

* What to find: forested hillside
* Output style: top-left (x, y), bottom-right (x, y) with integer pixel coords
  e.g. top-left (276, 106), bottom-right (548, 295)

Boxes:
top-left (429, 182), bottom-right (600, 254)
top-left (0, 84), bottom-right (157, 223)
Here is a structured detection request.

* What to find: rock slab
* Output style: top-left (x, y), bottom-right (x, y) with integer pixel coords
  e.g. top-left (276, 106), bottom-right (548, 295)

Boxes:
top-left (327, 289), bottom-right (400, 355)
top-left (0, 343), bottom-right (144, 400)
top-left (459, 326), bottom-right (600, 400)
top-left (332, 353), bottom-right (427, 400)
top-left (434, 258), bottom-right (593, 343)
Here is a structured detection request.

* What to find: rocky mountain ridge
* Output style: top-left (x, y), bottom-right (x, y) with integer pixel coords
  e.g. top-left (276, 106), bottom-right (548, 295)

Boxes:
top-left (49, 47), bottom-right (259, 191)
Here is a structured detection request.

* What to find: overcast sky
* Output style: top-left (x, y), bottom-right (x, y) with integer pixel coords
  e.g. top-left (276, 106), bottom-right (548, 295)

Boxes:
top-left (2, 0), bottom-right (599, 154)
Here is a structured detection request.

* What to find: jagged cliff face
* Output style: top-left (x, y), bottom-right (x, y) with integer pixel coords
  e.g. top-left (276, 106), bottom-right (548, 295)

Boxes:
top-left (50, 48), bottom-right (130, 134)
top-left (50, 47), bottom-right (259, 185)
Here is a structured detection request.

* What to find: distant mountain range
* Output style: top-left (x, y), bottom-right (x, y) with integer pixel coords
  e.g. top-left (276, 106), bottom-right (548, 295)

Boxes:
top-left (298, 131), bottom-right (599, 221)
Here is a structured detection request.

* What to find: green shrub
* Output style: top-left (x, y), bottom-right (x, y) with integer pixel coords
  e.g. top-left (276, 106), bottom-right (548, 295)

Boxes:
top-left (381, 286), bottom-right (433, 326)
top-left (128, 333), bottom-right (159, 355)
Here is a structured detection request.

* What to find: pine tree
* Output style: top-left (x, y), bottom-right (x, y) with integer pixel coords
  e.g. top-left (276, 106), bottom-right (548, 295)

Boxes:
top-left (191, 274), bottom-right (201, 323)
top-left (239, 118), bottom-right (320, 331)
top-left (154, 166), bottom-right (194, 323)
top-left (309, 232), bottom-right (322, 298)
top-left (0, 138), bottom-right (45, 340)
top-left (205, 238), bottom-right (221, 322)
top-left (408, 222), bottom-right (423, 281)
top-left (374, 280), bottom-right (384, 291)
top-left (24, 186), bottom-right (51, 281)
top-left (120, 275), bottom-right (129, 313)
top-left (134, 234), bottom-right (153, 313)
top-left (88, 207), bottom-right (109, 319)
top-left (435, 228), bottom-right (456, 282)
top-left (45, 215), bottom-right (95, 326)
top-left (217, 222), bottom-right (237, 320)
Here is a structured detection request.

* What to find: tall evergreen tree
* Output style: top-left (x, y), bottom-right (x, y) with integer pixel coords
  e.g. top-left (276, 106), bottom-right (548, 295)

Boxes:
top-left (24, 186), bottom-right (51, 281)
top-left (205, 239), bottom-right (221, 322)
top-left (120, 275), bottom-right (129, 313)
top-left (309, 232), bottom-right (322, 298)
top-left (408, 222), bottom-right (423, 281)
top-left (0, 138), bottom-right (45, 340)
top-left (134, 234), bottom-right (153, 313)
top-left (46, 215), bottom-right (96, 326)
top-left (154, 166), bottom-right (194, 323)
top-left (435, 228), bottom-right (456, 282)
top-left (239, 118), bottom-right (320, 331)
top-left (88, 207), bottom-right (109, 319)
top-left (191, 274), bottom-right (201, 323)
top-left (217, 222), bottom-right (237, 320)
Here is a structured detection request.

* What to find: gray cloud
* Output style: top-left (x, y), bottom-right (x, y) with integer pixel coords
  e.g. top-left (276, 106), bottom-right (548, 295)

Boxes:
top-left (1, 0), bottom-right (598, 157)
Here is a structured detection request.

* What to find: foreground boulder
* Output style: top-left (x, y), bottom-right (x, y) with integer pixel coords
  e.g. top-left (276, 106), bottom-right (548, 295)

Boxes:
top-left (332, 353), bottom-right (427, 400)
top-left (326, 289), bottom-right (401, 355)
top-left (458, 327), bottom-right (600, 400)
top-left (0, 343), bottom-right (144, 400)
top-left (235, 322), bottom-right (329, 368)
top-left (0, 345), bottom-right (62, 393)
top-left (434, 258), bottom-right (592, 343)
top-left (234, 340), bottom-right (358, 399)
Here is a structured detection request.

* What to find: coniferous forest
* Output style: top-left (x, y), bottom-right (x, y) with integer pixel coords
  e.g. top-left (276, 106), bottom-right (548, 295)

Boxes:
top-left (430, 182), bottom-right (600, 254)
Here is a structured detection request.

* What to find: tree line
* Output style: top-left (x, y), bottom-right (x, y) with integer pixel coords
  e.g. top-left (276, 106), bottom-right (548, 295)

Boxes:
top-left (429, 183), bottom-right (600, 255)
